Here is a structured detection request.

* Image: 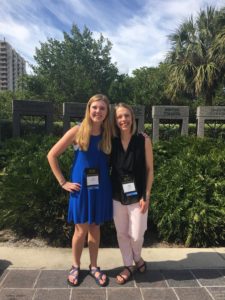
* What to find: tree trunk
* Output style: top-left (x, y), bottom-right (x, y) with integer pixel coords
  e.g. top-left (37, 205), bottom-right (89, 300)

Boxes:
top-left (205, 89), bottom-right (213, 105)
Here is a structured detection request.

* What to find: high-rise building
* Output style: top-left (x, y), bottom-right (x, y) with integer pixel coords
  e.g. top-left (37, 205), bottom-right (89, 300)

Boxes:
top-left (0, 39), bottom-right (26, 91)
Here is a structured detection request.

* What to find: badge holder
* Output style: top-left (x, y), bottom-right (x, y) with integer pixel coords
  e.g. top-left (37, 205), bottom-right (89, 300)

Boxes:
top-left (122, 175), bottom-right (138, 197)
top-left (85, 168), bottom-right (99, 190)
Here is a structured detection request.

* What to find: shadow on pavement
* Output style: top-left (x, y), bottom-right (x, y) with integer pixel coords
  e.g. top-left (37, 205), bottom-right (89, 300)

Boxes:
top-left (145, 251), bottom-right (225, 270)
top-left (0, 260), bottom-right (11, 273)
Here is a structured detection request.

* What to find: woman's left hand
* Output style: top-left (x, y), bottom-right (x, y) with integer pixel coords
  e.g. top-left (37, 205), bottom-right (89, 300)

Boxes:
top-left (139, 198), bottom-right (149, 214)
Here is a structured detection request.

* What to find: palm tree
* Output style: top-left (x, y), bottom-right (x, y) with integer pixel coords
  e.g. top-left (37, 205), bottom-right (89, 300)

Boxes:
top-left (166, 6), bottom-right (225, 105)
top-left (209, 8), bottom-right (225, 85)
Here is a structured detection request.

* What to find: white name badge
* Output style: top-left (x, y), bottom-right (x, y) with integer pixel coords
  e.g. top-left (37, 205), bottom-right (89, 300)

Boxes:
top-left (85, 168), bottom-right (99, 189)
top-left (87, 175), bottom-right (99, 186)
top-left (122, 182), bottom-right (136, 193)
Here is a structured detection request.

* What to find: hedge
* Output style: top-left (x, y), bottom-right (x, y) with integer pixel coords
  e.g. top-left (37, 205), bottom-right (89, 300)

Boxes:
top-left (0, 135), bottom-right (224, 247)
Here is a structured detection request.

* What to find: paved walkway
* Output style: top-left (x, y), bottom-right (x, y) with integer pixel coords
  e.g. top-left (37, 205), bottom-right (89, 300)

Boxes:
top-left (0, 247), bottom-right (225, 300)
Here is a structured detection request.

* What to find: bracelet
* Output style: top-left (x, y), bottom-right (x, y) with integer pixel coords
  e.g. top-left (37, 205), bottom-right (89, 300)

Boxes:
top-left (60, 180), bottom-right (67, 187)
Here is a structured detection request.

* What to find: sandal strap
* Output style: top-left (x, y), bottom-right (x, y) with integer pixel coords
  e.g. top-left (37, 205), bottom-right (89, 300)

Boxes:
top-left (89, 265), bottom-right (108, 287)
top-left (116, 267), bottom-right (133, 284)
top-left (136, 260), bottom-right (146, 272)
top-left (68, 266), bottom-right (80, 286)
top-left (90, 267), bottom-right (105, 280)
top-left (137, 262), bottom-right (145, 269)
top-left (96, 271), bottom-right (104, 281)
top-left (117, 273), bottom-right (126, 283)
top-left (69, 266), bottom-right (80, 277)
top-left (124, 266), bottom-right (133, 276)
top-left (89, 266), bottom-right (100, 274)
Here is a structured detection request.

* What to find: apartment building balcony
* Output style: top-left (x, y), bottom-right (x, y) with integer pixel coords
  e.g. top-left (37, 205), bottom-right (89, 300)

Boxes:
top-left (0, 77), bottom-right (8, 82)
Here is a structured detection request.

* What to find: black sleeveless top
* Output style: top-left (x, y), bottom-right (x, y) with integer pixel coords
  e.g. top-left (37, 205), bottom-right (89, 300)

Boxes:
top-left (111, 133), bottom-right (146, 205)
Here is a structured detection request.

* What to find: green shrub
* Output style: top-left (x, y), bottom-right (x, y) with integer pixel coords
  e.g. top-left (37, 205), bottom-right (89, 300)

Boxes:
top-left (151, 136), bottom-right (225, 247)
top-left (144, 123), bottom-right (152, 136)
top-left (144, 123), bottom-right (225, 140)
top-left (0, 135), bottom-right (74, 246)
top-left (0, 119), bottom-right (64, 143)
top-left (0, 134), bottom-right (117, 246)
top-left (0, 134), bottom-right (224, 247)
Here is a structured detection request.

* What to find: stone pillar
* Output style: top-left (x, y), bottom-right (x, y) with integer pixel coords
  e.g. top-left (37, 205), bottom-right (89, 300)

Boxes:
top-left (152, 106), bottom-right (189, 142)
top-left (197, 117), bottom-right (205, 138)
top-left (12, 100), bottom-right (53, 137)
top-left (46, 114), bottom-right (53, 135)
top-left (152, 118), bottom-right (159, 142)
top-left (131, 105), bottom-right (145, 132)
top-left (12, 108), bottom-right (21, 138)
top-left (63, 103), bottom-right (86, 133)
top-left (181, 117), bottom-right (189, 135)
top-left (196, 106), bottom-right (225, 137)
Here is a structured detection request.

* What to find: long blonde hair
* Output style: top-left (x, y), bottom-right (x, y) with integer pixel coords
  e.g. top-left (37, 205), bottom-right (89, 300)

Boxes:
top-left (112, 103), bottom-right (137, 137)
top-left (76, 94), bottom-right (111, 154)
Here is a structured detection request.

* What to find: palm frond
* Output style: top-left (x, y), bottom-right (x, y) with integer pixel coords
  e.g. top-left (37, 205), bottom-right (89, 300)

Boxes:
top-left (166, 5), bottom-right (225, 104)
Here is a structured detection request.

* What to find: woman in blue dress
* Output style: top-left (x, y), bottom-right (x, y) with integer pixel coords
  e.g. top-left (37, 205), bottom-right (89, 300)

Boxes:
top-left (47, 94), bottom-right (112, 287)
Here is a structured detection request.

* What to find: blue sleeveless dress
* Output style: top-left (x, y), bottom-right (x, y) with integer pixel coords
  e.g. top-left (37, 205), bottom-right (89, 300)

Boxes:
top-left (67, 135), bottom-right (112, 225)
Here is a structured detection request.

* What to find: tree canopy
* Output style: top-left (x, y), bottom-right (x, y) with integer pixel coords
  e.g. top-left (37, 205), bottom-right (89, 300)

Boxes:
top-left (11, 6), bottom-right (225, 109)
top-left (31, 24), bottom-right (118, 102)
top-left (166, 6), bottom-right (225, 105)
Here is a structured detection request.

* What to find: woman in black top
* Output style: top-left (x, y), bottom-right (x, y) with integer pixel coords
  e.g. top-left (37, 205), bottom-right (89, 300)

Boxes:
top-left (111, 103), bottom-right (154, 284)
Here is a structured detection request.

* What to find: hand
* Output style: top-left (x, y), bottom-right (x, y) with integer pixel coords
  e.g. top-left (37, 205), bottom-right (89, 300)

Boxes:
top-left (139, 198), bottom-right (149, 214)
top-left (62, 182), bottom-right (81, 193)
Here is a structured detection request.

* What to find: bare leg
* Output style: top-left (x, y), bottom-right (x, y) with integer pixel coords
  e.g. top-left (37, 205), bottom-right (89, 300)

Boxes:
top-left (68, 223), bottom-right (88, 285)
top-left (88, 223), bottom-right (106, 285)
top-left (72, 223), bottom-right (89, 266)
top-left (88, 223), bottom-right (100, 267)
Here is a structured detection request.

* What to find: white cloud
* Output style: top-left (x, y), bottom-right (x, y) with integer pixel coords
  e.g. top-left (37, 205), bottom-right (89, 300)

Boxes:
top-left (0, 0), bottom-right (224, 75)
top-left (101, 0), bottom-right (225, 74)
top-left (0, 0), bottom-right (64, 70)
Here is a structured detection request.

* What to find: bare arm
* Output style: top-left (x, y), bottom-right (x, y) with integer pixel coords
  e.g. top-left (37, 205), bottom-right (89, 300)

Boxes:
top-left (139, 137), bottom-right (154, 213)
top-left (47, 125), bottom-right (81, 192)
top-left (145, 137), bottom-right (154, 200)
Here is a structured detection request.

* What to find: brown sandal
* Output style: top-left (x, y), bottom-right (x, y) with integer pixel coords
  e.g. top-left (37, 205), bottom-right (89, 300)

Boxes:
top-left (116, 266), bottom-right (133, 285)
top-left (136, 259), bottom-right (147, 273)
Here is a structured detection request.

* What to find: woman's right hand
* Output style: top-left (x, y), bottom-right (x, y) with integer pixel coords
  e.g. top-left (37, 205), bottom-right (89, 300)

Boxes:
top-left (62, 182), bottom-right (81, 193)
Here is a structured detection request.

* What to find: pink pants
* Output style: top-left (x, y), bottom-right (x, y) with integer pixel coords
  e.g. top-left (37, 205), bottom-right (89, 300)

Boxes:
top-left (113, 200), bottom-right (148, 266)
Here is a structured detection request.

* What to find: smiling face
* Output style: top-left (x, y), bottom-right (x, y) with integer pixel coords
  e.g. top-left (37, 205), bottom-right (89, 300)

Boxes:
top-left (115, 106), bottom-right (133, 132)
top-left (89, 100), bottom-right (108, 124)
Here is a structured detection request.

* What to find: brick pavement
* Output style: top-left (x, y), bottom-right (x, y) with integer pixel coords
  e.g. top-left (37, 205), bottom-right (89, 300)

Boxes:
top-left (0, 267), bottom-right (225, 300)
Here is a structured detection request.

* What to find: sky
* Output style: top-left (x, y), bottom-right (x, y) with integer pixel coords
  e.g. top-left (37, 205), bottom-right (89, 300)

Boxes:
top-left (0, 0), bottom-right (224, 75)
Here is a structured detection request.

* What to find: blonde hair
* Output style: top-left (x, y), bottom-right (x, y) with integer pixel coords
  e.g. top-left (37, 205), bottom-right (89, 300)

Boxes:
top-left (112, 103), bottom-right (137, 137)
top-left (76, 94), bottom-right (111, 154)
